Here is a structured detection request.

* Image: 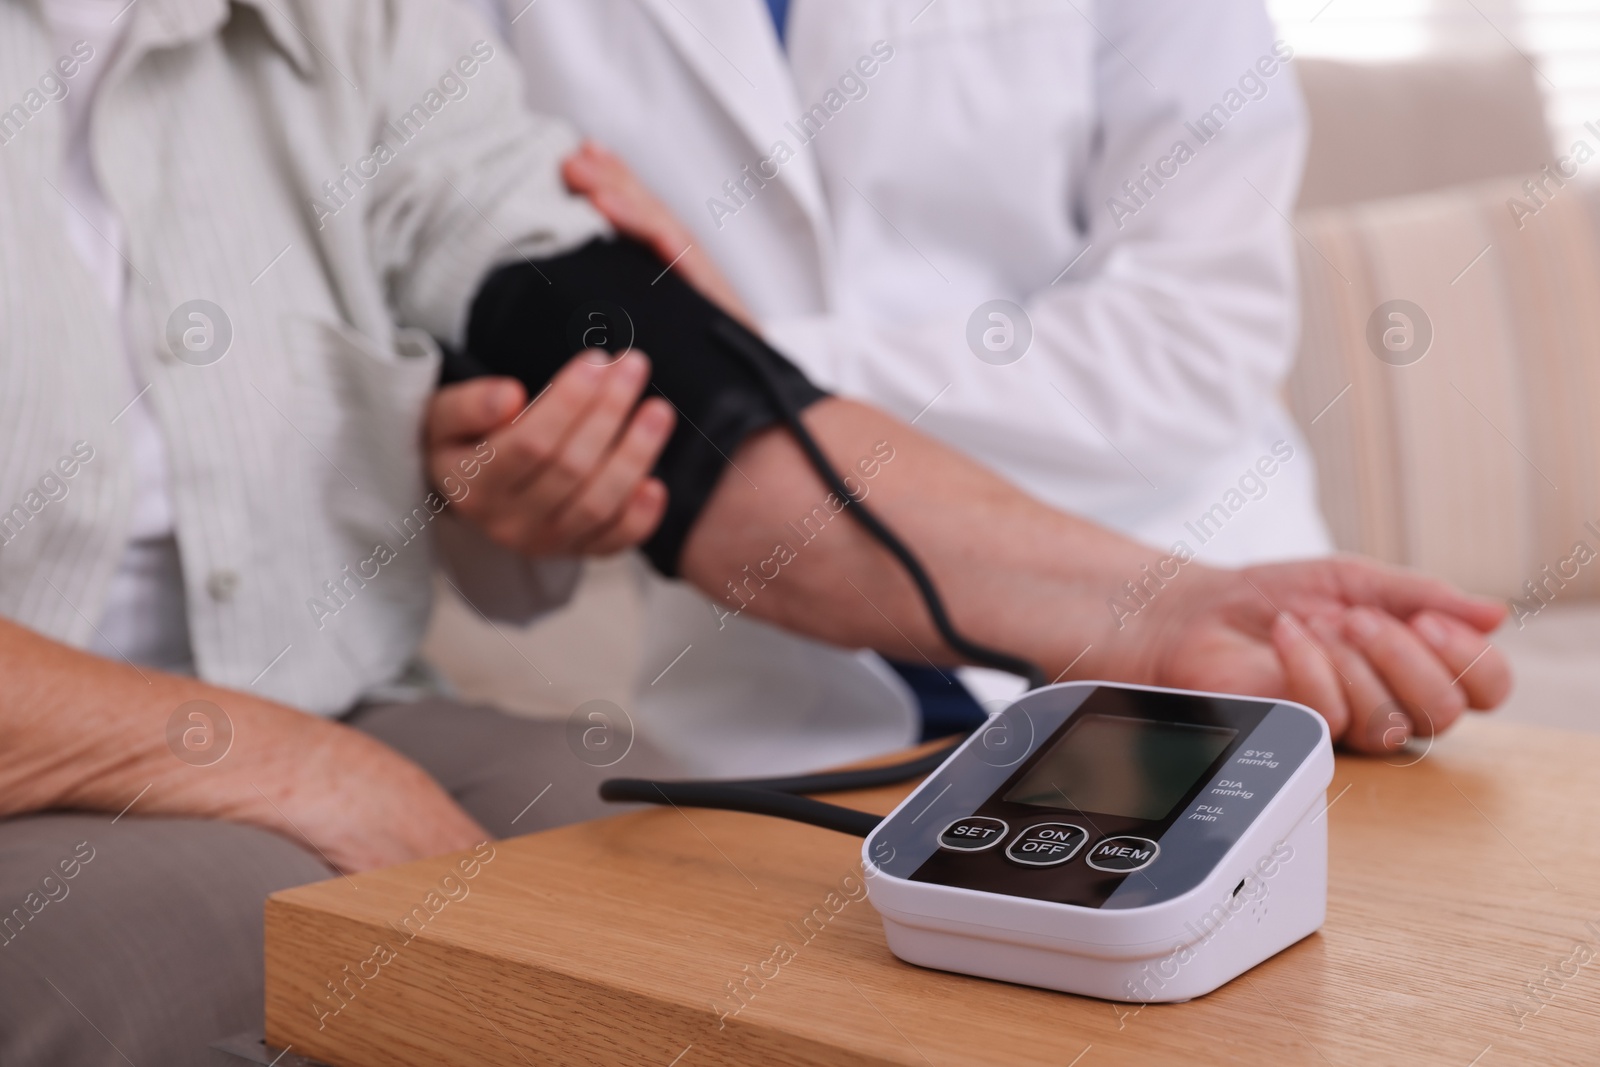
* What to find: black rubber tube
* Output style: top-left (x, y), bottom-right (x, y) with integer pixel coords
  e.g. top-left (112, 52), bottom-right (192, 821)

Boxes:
top-left (699, 734), bottom-right (965, 795)
top-left (600, 780), bottom-right (882, 837)
top-left (709, 318), bottom-right (1049, 691)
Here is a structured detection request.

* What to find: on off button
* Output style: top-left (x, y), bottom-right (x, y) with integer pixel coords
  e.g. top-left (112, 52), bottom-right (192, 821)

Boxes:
top-left (1004, 823), bottom-right (1088, 867)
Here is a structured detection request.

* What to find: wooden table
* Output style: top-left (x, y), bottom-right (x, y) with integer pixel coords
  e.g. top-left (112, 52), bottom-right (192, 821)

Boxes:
top-left (265, 717), bottom-right (1600, 1066)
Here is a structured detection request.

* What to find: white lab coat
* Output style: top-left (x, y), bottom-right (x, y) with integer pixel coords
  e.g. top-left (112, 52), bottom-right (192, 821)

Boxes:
top-left (475, 0), bottom-right (1333, 774)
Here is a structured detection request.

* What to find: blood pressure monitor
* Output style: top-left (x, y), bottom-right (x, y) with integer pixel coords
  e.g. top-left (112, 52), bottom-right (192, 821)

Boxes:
top-left (862, 681), bottom-right (1333, 1002)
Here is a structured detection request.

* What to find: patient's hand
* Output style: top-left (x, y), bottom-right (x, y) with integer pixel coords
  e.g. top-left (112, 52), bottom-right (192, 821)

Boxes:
top-left (562, 141), bottom-right (756, 328)
top-left (1144, 558), bottom-right (1511, 754)
top-left (243, 713), bottom-right (490, 873)
top-left (426, 351), bottom-right (674, 557)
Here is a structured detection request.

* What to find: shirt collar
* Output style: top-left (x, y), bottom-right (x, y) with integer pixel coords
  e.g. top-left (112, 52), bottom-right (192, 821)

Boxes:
top-left (229, 0), bottom-right (313, 75)
top-left (27, 0), bottom-right (317, 77)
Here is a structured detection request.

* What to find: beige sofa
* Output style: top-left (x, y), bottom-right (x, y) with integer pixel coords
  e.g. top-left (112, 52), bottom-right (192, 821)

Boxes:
top-left (1285, 56), bottom-right (1595, 733)
top-left (423, 54), bottom-right (1588, 733)
top-left (1286, 174), bottom-right (1600, 734)
top-left (1294, 55), bottom-right (1552, 211)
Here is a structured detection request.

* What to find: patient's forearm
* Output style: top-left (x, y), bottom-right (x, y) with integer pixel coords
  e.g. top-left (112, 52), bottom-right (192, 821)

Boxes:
top-left (0, 618), bottom-right (297, 818)
top-left (678, 397), bottom-right (1192, 682)
top-left (0, 618), bottom-right (482, 870)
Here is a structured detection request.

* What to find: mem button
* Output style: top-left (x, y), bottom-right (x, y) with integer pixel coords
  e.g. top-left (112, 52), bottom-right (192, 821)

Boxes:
top-left (938, 817), bottom-right (1008, 853)
top-left (1004, 823), bottom-right (1087, 867)
top-left (1086, 836), bottom-right (1160, 873)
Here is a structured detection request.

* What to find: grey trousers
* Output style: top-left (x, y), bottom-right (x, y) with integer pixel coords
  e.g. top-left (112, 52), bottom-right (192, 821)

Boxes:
top-left (0, 698), bottom-right (680, 1066)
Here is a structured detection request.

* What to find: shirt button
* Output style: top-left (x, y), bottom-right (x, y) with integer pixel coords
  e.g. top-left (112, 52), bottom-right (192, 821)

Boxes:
top-left (206, 570), bottom-right (240, 602)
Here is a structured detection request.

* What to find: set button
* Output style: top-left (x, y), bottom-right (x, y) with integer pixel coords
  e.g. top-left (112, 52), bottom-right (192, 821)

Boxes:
top-left (1086, 836), bottom-right (1160, 873)
top-left (938, 817), bottom-right (1008, 853)
top-left (1004, 823), bottom-right (1087, 867)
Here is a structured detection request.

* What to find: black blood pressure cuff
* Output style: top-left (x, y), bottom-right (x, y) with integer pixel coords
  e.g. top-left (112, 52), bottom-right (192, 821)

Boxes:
top-left (453, 237), bottom-right (828, 576)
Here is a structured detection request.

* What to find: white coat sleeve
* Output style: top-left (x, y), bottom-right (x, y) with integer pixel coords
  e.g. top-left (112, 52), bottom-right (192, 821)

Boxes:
top-left (763, 0), bottom-right (1306, 510)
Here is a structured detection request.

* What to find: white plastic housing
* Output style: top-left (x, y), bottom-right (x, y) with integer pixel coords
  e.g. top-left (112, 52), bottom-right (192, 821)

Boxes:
top-left (862, 683), bottom-right (1334, 1003)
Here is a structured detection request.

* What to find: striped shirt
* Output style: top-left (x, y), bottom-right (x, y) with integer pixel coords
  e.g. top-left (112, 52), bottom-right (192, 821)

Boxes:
top-left (0, 0), bottom-right (604, 713)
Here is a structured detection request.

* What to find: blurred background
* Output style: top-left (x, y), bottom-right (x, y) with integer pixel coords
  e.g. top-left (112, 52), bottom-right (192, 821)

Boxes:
top-left (424, 0), bottom-right (1600, 736)
top-left (1273, 0), bottom-right (1599, 152)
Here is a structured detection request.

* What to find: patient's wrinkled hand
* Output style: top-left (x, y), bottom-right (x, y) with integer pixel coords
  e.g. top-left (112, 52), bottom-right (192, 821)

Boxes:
top-left (1141, 557), bottom-right (1510, 754)
top-left (426, 351), bottom-right (674, 557)
top-left (562, 140), bottom-right (756, 327)
top-left (246, 716), bottom-right (489, 874)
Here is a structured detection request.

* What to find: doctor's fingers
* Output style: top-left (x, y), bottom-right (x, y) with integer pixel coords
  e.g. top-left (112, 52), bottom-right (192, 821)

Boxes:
top-left (578, 479), bottom-right (670, 557)
top-left (1305, 614), bottom-right (1411, 755)
top-left (539, 398), bottom-right (675, 551)
top-left (480, 351), bottom-right (649, 508)
top-left (1340, 607), bottom-right (1467, 738)
top-left (564, 145), bottom-right (756, 326)
top-left (425, 377), bottom-right (525, 510)
top-left (1408, 610), bottom-right (1512, 710)
top-left (502, 353), bottom-right (657, 521)
top-left (1270, 613), bottom-right (1350, 742)
top-left (564, 144), bottom-right (681, 253)
top-left (426, 375), bottom-right (525, 451)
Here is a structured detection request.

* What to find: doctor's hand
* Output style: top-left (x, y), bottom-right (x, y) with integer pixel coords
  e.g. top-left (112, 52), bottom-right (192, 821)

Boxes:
top-left (425, 351), bottom-right (675, 557)
top-left (1143, 557), bottom-right (1511, 755)
top-left (562, 140), bottom-right (756, 328)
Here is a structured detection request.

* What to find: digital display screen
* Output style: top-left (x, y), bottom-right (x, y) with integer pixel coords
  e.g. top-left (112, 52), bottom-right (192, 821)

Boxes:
top-left (1002, 714), bottom-right (1236, 822)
